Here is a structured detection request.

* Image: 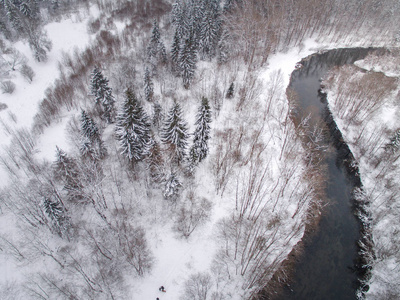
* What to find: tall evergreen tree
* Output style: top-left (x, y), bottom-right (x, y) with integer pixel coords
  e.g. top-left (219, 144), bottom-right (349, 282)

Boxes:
top-left (226, 82), bottom-right (234, 98)
top-left (189, 97), bottom-right (212, 164)
top-left (163, 172), bottom-right (181, 201)
top-left (199, 0), bottom-right (221, 60)
top-left (162, 102), bottom-right (189, 163)
top-left (115, 88), bottom-right (152, 162)
top-left (147, 20), bottom-right (167, 66)
top-left (147, 139), bottom-right (164, 183)
top-left (90, 67), bottom-right (115, 123)
top-left (179, 33), bottom-right (197, 89)
top-left (217, 27), bottom-right (229, 64)
top-left (171, 29), bottom-right (182, 75)
top-left (144, 66), bottom-right (154, 102)
top-left (43, 196), bottom-right (69, 237)
top-left (80, 110), bottom-right (107, 160)
top-left (152, 101), bottom-right (163, 130)
top-left (4, 0), bottom-right (22, 31)
top-left (53, 146), bottom-right (83, 201)
top-left (385, 129), bottom-right (400, 153)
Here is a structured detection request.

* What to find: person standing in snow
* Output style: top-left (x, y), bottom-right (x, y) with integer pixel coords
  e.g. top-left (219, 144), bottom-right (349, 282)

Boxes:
top-left (159, 286), bottom-right (165, 292)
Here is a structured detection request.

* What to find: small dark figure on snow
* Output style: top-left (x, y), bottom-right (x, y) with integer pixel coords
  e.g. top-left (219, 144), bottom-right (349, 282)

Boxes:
top-left (159, 286), bottom-right (165, 292)
top-left (156, 298), bottom-right (160, 300)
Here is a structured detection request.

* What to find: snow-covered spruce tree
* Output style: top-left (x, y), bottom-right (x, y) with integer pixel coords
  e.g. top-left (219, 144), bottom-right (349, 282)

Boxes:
top-left (80, 110), bottom-right (107, 160)
top-left (199, 0), bottom-right (222, 60)
top-left (147, 139), bottom-right (164, 183)
top-left (179, 33), bottom-right (197, 89)
top-left (226, 82), bottom-right (234, 98)
top-left (163, 172), bottom-right (181, 201)
top-left (223, 0), bottom-right (235, 13)
top-left (144, 66), bottom-right (154, 102)
top-left (90, 66), bottom-right (115, 123)
top-left (28, 29), bottom-right (53, 62)
top-left (152, 101), bottom-right (163, 131)
top-left (171, 0), bottom-right (188, 38)
top-left (43, 196), bottom-right (70, 238)
top-left (217, 28), bottom-right (230, 64)
top-left (3, 0), bottom-right (23, 32)
top-left (147, 20), bottom-right (167, 66)
top-left (161, 102), bottom-right (189, 164)
top-left (171, 29), bottom-right (181, 75)
top-left (385, 129), bottom-right (400, 153)
top-left (115, 88), bottom-right (152, 163)
top-left (189, 97), bottom-right (212, 165)
top-left (53, 146), bottom-right (84, 201)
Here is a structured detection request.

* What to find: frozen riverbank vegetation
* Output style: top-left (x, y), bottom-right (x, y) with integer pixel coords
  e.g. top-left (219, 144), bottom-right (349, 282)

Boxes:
top-left (323, 51), bottom-right (400, 300)
top-left (0, 0), bottom-right (400, 299)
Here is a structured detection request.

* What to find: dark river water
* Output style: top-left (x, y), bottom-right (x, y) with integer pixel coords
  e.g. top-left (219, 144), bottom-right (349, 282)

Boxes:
top-left (275, 48), bottom-right (385, 300)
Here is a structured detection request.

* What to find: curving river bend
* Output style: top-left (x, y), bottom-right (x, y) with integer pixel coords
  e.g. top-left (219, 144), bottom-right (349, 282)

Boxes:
top-left (273, 48), bottom-right (385, 300)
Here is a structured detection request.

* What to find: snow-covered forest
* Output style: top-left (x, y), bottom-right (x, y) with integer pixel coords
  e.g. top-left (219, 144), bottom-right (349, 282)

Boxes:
top-left (0, 0), bottom-right (399, 299)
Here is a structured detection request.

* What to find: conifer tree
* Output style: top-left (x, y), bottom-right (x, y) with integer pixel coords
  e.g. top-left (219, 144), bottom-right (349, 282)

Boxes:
top-left (199, 0), bottom-right (221, 60)
top-left (43, 196), bottom-right (69, 237)
top-left (226, 82), bottom-right (234, 98)
top-left (4, 0), bottom-right (22, 31)
top-left (147, 20), bottom-right (167, 66)
top-left (189, 97), bottom-right (212, 164)
top-left (19, 1), bottom-right (31, 17)
top-left (53, 146), bottom-right (83, 201)
top-left (179, 33), bottom-right (197, 89)
top-left (152, 102), bottom-right (163, 131)
top-left (163, 172), bottom-right (181, 201)
top-left (385, 129), bottom-right (400, 153)
top-left (144, 66), bottom-right (154, 102)
top-left (162, 102), bottom-right (189, 163)
top-left (115, 88), bottom-right (152, 162)
top-left (90, 67), bottom-right (115, 123)
top-left (80, 110), bottom-right (107, 160)
top-left (217, 28), bottom-right (229, 64)
top-left (147, 139), bottom-right (164, 183)
top-left (223, 0), bottom-right (233, 13)
top-left (171, 29), bottom-right (182, 75)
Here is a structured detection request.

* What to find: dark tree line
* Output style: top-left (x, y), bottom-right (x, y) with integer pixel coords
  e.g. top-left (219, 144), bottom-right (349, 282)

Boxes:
top-left (144, 0), bottom-right (229, 89)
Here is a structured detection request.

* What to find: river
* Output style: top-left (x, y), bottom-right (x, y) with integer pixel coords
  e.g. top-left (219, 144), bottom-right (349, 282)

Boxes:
top-left (273, 48), bottom-right (385, 300)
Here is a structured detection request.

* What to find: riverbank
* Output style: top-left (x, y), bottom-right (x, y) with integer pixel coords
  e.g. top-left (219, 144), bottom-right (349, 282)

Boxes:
top-left (262, 48), bottom-right (387, 300)
top-left (322, 51), bottom-right (400, 299)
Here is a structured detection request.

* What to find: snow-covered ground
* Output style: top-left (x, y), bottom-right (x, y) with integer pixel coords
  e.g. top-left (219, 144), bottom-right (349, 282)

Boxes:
top-left (0, 2), bottom-right (98, 289)
top-left (323, 54), bottom-right (400, 299)
top-left (0, 6), bottom-right (99, 187)
top-left (1, 2), bottom-right (398, 299)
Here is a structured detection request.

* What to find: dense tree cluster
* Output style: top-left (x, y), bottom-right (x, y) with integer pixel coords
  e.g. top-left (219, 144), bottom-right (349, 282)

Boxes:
top-left (170, 0), bottom-right (226, 87)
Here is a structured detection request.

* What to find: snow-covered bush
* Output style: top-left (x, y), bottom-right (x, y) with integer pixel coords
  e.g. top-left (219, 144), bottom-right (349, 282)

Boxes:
top-left (181, 272), bottom-right (213, 300)
top-left (173, 190), bottom-right (212, 238)
top-left (0, 80), bottom-right (15, 94)
top-left (20, 64), bottom-right (35, 83)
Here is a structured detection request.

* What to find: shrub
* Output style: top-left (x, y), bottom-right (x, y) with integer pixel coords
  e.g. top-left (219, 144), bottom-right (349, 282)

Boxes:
top-left (87, 17), bottom-right (101, 34)
top-left (1, 81), bottom-right (15, 94)
top-left (174, 190), bottom-right (212, 238)
top-left (181, 272), bottom-right (213, 300)
top-left (20, 64), bottom-right (35, 83)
